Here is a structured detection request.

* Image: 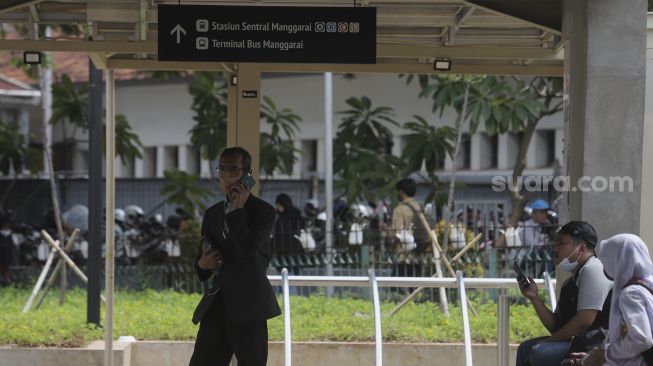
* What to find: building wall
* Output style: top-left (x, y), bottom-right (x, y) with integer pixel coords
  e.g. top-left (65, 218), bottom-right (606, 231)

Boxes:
top-left (103, 74), bottom-right (564, 180)
top-left (3, 74), bottom-right (565, 182)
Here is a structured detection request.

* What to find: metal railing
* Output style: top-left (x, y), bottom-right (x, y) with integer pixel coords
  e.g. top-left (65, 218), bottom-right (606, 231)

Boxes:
top-left (269, 272), bottom-right (557, 366)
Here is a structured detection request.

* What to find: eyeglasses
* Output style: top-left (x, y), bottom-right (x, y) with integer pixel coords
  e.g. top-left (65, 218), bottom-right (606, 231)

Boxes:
top-left (216, 165), bottom-right (247, 176)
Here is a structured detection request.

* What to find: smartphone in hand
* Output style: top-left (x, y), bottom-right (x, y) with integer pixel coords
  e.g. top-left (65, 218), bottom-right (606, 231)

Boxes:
top-left (239, 173), bottom-right (256, 190)
top-left (513, 260), bottom-right (530, 288)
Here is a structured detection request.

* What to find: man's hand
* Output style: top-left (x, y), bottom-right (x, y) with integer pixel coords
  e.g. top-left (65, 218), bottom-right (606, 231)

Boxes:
top-left (198, 246), bottom-right (224, 270)
top-left (519, 276), bottom-right (539, 301)
top-left (581, 348), bottom-right (605, 366)
top-left (228, 181), bottom-right (250, 209)
top-left (562, 353), bottom-right (587, 366)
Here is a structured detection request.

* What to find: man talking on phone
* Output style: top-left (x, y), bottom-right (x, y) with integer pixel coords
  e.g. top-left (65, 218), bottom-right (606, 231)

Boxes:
top-left (515, 221), bottom-right (612, 366)
top-left (190, 147), bottom-right (280, 366)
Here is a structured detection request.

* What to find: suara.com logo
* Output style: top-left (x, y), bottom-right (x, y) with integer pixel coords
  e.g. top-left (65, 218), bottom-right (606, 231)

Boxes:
top-left (315, 22), bottom-right (325, 32)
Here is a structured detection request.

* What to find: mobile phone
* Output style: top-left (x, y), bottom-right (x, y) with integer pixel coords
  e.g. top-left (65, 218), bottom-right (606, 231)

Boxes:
top-left (513, 260), bottom-right (530, 288)
top-left (239, 173), bottom-right (256, 190)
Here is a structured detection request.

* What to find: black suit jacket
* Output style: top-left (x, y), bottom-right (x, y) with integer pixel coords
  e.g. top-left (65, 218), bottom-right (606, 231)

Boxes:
top-left (192, 195), bottom-right (281, 324)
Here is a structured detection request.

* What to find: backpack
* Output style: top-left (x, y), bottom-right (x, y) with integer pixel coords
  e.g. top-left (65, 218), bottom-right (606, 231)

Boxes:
top-left (400, 201), bottom-right (435, 249)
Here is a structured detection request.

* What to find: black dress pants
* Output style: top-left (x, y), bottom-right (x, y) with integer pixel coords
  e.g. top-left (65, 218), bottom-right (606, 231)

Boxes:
top-left (189, 293), bottom-right (269, 366)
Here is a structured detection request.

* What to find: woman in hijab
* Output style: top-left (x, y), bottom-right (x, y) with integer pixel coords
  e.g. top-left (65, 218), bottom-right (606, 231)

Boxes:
top-left (580, 234), bottom-right (653, 366)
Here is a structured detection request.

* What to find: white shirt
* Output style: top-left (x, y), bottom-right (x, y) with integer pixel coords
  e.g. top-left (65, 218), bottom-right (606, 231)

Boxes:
top-left (521, 218), bottom-right (544, 247)
top-left (604, 285), bottom-right (653, 366)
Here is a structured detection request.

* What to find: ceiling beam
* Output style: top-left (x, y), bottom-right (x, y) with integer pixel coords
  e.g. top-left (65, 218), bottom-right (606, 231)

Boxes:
top-left (0, 0), bottom-right (40, 14)
top-left (0, 39), bottom-right (158, 53)
top-left (105, 58), bottom-right (562, 76)
top-left (378, 44), bottom-right (561, 60)
top-left (89, 52), bottom-right (108, 70)
top-left (464, 0), bottom-right (561, 35)
top-left (28, 4), bottom-right (39, 23)
top-left (0, 39), bottom-right (562, 61)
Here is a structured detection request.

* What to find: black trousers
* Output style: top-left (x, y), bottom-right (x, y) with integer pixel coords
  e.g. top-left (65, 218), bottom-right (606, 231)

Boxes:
top-left (189, 293), bottom-right (269, 366)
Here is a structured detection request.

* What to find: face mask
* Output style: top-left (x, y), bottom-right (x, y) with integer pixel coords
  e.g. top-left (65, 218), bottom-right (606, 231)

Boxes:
top-left (558, 246), bottom-right (580, 272)
top-left (0, 229), bottom-right (10, 237)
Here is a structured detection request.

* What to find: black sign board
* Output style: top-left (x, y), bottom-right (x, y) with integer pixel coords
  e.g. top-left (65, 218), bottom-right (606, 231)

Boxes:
top-left (158, 5), bottom-right (376, 64)
top-left (242, 90), bottom-right (258, 98)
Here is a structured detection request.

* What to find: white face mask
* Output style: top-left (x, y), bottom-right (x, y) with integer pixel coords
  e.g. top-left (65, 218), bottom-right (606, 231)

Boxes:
top-left (558, 246), bottom-right (581, 272)
top-left (0, 229), bottom-right (10, 237)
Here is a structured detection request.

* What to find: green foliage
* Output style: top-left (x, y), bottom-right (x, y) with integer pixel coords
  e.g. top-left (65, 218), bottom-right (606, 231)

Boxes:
top-left (408, 75), bottom-right (550, 136)
top-left (50, 73), bottom-right (88, 131)
top-left (0, 288), bottom-right (547, 346)
top-left (103, 114), bottom-right (144, 164)
top-left (178, 219), bottom-right (202, 262)
top-left (8, 54), bottom-right (43, 81)
top-left (401, 116), bottom-right (457, 205)
top-left (334, 96), bottom-right (405, 203)
top-left (259, 96), bottom-right (303, 176)
top-left (0, 119), bottom-right (42, 175)
top-left (51, 72), bottom-right (144, 165)
top-left (188, 72), bottom-right (228, 163)
top-left (161, 170), bottom-right (215, 218)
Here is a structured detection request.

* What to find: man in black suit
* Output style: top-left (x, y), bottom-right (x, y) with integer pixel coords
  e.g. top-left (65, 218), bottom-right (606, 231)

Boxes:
top-left (190, 147), bottom-right (281, 366)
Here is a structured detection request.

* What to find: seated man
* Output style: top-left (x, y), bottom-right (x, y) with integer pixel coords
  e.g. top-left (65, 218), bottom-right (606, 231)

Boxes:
top-left (516, 221), bottom-right (613, 366)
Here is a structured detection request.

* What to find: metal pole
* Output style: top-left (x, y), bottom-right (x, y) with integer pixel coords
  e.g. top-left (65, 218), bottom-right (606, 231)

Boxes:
top-left (368, 269), bottom-right (382, 366)
top-left (87, 58), bottom-right (104, 325)
top-left (497, 288), bottom-right (509, 366)
top-left (104, 69), bottom-right (116, 366)
top-left (456, 271), bottom-right (473, 366)
top-left (324, 72), bottom-right (334, 296)
top-left (544, 271), bottom-right (556, 311)
top-left (282, 268), bottom-right (292, 366)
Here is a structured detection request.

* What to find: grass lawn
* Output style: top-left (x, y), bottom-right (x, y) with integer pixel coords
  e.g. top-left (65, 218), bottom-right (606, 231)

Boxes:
top-left (0, 288), bottom-right (546, 347)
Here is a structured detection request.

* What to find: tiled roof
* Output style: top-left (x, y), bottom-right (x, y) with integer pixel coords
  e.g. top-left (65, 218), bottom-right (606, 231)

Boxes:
top-left (0, 77), bottom-right (24, 90)
top-left (0, 51), bottom-right (150, 85)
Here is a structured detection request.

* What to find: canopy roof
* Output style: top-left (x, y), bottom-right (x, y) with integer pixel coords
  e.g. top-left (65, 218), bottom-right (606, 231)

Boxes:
top-left (0, 0), bottom-right (563, 75)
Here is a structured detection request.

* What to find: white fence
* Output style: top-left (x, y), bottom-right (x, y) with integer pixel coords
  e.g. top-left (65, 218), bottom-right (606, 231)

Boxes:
top-left (268, 271), bottom-right (557, 366)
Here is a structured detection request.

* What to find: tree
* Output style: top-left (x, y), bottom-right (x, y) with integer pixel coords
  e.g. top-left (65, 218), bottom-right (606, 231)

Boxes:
top-left (160, 170), bottom-right (215, 218)
top-left (188, 72), bottom-right (228, 177)
top-left (0, 118), bottom-right (42, 176)
top-left (50, 73), bottom-right (144, 166)
top-left (102, 114), bottom-right (143, 164)
top-left (400, 115), bottom-right (457, 206)
top-left (50, 73), bottom-right (88, 169)
top-left (188, 74), bottom-right (304, 179)
top-left (334, 96), bottom-right (406, 203)
top-left (410, 75), bottom-right (562, 238)
top-left (259, 96), bottom-right (302, 177)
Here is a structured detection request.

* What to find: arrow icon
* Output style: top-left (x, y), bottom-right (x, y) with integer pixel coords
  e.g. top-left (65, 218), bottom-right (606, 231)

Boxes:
top-left (170, 24), bottom-right (186, 44)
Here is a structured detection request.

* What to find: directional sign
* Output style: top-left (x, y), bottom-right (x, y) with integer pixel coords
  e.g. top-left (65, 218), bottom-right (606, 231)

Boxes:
top-left (170, 24), bottom-right (186, 44)
top-left (157, 5), bottom-right (376, 64)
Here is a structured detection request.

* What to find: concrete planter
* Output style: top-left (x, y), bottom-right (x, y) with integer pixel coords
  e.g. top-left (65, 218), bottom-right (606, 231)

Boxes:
top-left (0, 341), bottom-right (518, 366)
